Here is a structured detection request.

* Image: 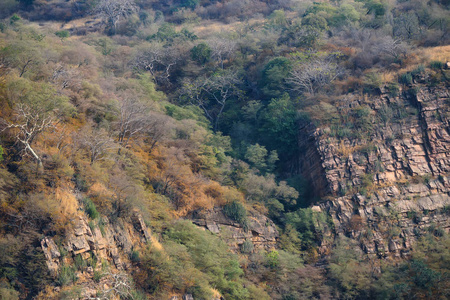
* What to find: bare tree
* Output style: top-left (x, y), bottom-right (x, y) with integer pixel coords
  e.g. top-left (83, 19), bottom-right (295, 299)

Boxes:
top-left (75, 126), bottom-right (117, 164)
top-left (116, 93), bottom-right (150, 150)
top-left (208, 37), bottom-right (238, 69)
top-left (95, 0), bottom-right (138, 34)
top-left (288, 56), bottom-right (341, 96)
top-left (376, 36), bottom-right (409, 60)
top-left (2, 103), bottom-right (55, 171)
top-left (180, 69), bottom-right (242, 131)
top-left (90, 271), bottom-right (136, 299)
top-left (131, 43), bottom-right (183, 84)
top-left (145, 111), bottom-right (172, 151)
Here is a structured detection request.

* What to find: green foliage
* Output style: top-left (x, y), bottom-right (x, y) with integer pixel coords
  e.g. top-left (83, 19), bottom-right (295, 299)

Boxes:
top-left (190, 43), bottom-right (212, 64)
top-left (411, 65), bottom-right (425, 77)
top-left (259, 93), bottom-right (299, 158)
top-left (268, 10), bottom-right (288, 28)
top-left (55, 30), bottom-right (70, 41)
top-left (9, 14), bottom-right (20, 25)
top-left (223, 201), bottom-right (248, 229)
top-left (179, 0), bottom-right (199, 9)
top-left (363, 72), bottom-right (382, 93)
top-left (154, 220), bottom-right (248, 299)
top-left (285, 208), bottom-right (330, 249)
top-left (130, 250), bottom-right (140, 262)
top-left (240, 240), bottom-right (254, 254)
top-left (149, 23), bottom-right (197, 43)
top-left (259, 57), bottom-right (292, 99)
top-left (243, 144), bottom-right (278, 173)
top-left (430, 61), bottom-right (443, 69)
top-left (59, 286), bottom-right (82, 300)
top-left (399, 73), bottom-right (413, 85)
top-left (74, 254), bottom-right (86, 271)
top-left (265, 250), bottom-right (279, 268)
top-left (328, 236), bottom-right (371, 298)
top-left (83, 198), bottom-right (99, 219)
top-left (0, 281), bottom-right (19, 300)
top-left (387, 82), bottom-right (400, 97)
top-left (57, 265), bottom-right (77, 286)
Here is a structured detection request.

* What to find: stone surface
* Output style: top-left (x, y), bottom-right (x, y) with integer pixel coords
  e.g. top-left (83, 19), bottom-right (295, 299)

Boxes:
top-left (192, 207), bottom-right (279, 252)
top-left (297, 85), bottom-right (450, 257)
top-left (41, 211), bottom-right (152, 276)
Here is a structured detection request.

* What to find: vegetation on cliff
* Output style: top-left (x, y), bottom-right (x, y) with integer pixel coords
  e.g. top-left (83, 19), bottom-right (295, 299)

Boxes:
top-left (0, 0), bottom-right (449, 298)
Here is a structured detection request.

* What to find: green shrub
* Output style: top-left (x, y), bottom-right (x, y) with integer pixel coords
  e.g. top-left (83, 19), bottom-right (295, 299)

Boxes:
top-left (399, 73), bottom-right (413, 85)
top-left (363, 72), bottom-right (382, 93)
top-left (407, 210), bottom-right (417, 219)
top-left (93, 271), bottom-right (103, 283)
top-left (130, 250), bottom-right (140, 262)
top-left (190, 43), bottom-right (211, 64)
top-left (411, 65), bottom-right (425, 76)
top-left (223, 201), bottom-right (248, 229)
top-left (74, 254), bottom-right (86, 271)
top-left (73, 173), bottom-right (89, 192)
top-left (83, 198), bottom-right (99, 219)
top-left (265, 250), bottom-right (279, 268)
top-left (9, 14), bottom-right (20, 25)
top-left (240, 240), bottom-right (254, 254)
top-left (59, 286), bottom-right (82, 300)
top-left (430, 61), bottom-right (443, 69)
top-left (387, 83), bottom-right (400, 97)
top-left (55, 30), bottom-right (70, 41)
top-left (57, 265), bottom-right (77, 286)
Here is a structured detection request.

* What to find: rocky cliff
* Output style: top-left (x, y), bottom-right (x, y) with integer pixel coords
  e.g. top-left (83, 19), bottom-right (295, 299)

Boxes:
top-left (191, 207), bottom-right (279, 252)
top-left (40, 212), bottom-right (153, 298)
top-left (298, 82), bottom-right (450, 257)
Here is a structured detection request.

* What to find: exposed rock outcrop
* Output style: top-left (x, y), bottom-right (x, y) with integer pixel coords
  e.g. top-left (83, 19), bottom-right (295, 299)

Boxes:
top-left (191, 207), bottom-right (279, 252)
top-left (298, 84), bottom-right (450, 257)
top-left (40, 212), bottom-right (152, 298)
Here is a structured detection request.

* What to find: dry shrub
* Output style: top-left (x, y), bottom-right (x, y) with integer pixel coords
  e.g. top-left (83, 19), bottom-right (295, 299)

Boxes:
top-left (51, 187), bottom-right (78, 217)
top-left (88, 182), bottom-right (114, 212)
top-left (336, 141), bottom-right (357, 159)
top-left (348, 215), bottom-right (363, 232)
top-left (334, 76), bottom-right (363, 94)
top-left (416, 45), bottom-right (450, 65)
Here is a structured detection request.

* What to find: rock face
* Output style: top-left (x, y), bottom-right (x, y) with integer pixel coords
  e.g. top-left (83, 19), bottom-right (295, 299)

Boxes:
top-left (298, 84), bottom-right (450, 257)
top-left (40, 212), bottom-right (152, 298)
top-left (192, 207), bottom-right (279, 252)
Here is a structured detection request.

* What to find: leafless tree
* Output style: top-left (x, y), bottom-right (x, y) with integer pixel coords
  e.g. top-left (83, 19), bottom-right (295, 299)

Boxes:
top-left (116, 93), bottom-right (150, 150)
top-left (376, 36), bottom-right (409, 60)
top-left (145, 111), bottom-right (173, 151)
top-left (208, 37), bottom-right (238, 69)
top-left (131, 43), bottom-right (182, 84)
top-left (288, 57), bottom-right (341, 96)
top-left (180, 69), bottom-right (242, 131)
top-left (75, 126), bottom-right (117, 164)
top-left (1, 104), bottom-right (55, 171)
top-left (90, 271), bottom-right (136, 299)
top-left (95, 0), bottom-right (138, 34)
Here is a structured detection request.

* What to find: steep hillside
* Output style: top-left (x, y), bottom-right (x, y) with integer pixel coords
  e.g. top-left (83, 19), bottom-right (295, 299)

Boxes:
top-left (0, 0), bottom-right (449, 299)
top-left (298, 80), bottom-right (450, 257)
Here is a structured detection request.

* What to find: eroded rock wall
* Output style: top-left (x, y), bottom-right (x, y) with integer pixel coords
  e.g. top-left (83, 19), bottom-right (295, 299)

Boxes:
top-left (299, 84), bottom-right (450, 257)
top-left (41, 212), bottom-right (152, 297)
top-left (191, 207), bottom-right (279, 252)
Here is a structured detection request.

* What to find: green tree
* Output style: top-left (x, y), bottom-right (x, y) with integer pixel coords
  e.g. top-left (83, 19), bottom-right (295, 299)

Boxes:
top-left (260, 57), bottom-right (292, 100)
top-left (259, 93), bottom-right (299, 159)
top-left (55, 30), bottom-right (70, 41)
top-left (190, 43), bottom-right (212, 65)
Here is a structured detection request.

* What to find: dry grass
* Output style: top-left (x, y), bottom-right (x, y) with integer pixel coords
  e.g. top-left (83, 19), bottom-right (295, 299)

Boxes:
top-left (379, 45), bottom-right (450, 84)
top-left (417, 45), bottom-right (450, 63)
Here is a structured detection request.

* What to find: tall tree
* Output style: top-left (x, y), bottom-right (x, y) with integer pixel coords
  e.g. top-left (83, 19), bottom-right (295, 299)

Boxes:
top-left (95, 0), bottom-right (138, 35)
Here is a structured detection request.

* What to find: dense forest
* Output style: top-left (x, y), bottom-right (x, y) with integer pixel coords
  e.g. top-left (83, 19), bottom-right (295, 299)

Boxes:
top-left (0, 0), bottom-right (449, 299)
